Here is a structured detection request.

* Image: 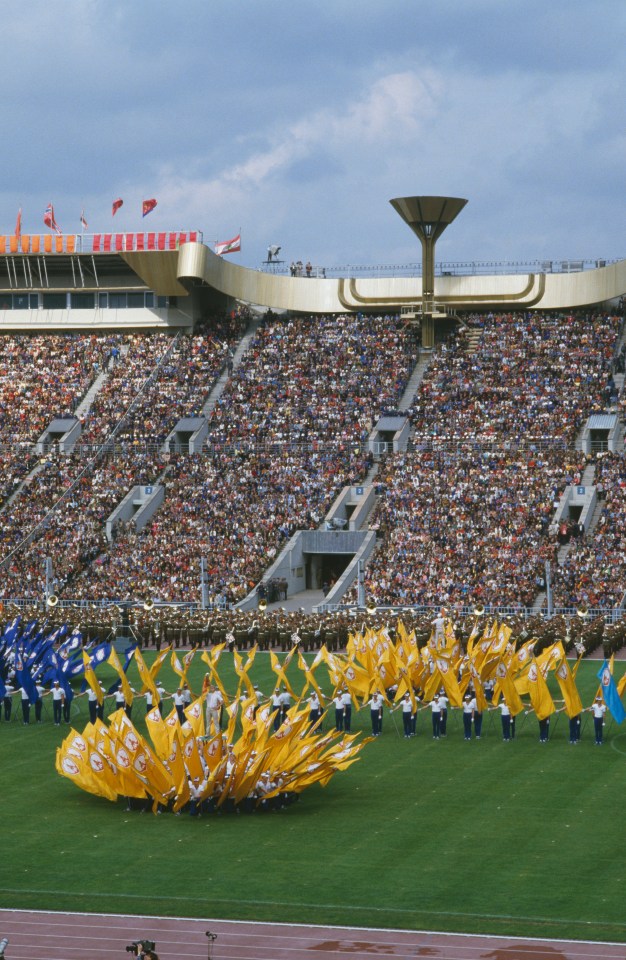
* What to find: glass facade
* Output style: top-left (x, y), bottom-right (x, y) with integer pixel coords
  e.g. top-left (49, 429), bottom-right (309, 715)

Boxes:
top-left (0, 291), bottom-right (163, 310)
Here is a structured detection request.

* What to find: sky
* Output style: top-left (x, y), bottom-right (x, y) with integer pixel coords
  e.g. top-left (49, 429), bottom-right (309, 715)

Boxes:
top-left (1, 0), bottom-right (624, 271)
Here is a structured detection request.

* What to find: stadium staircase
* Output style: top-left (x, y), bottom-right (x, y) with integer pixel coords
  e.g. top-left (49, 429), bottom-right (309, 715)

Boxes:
top-left (202, 313), bottom-right (262, 419)
top-left (532, 461), bottom-right (599, 614)
top-left (464, 327), bottom-right (483, 355)
top-left (74, 345), bottom-right (127, 423)
top-left (1, 350), bottom-right (126, 515)
top-left (398, 350), bottom-right (435, 413)
top-left (3, 460), bottom-right (45, 513)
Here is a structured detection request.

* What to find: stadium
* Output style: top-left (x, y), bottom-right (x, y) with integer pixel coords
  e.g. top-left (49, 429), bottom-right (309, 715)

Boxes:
top-left (2, 195), bottom-right (626, 960)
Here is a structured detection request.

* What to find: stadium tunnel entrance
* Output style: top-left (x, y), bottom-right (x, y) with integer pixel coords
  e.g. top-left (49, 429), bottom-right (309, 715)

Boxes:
top-left (306, 551), bottom-right (354, 592)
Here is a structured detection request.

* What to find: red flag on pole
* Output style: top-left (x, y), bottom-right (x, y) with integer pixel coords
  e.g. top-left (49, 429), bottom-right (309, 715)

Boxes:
top-left (43, 204), bottom-right (61, 234)
top-left (112, 198), bottom-right (123, 217)
top-left (80, 209), bottom-right (88, 230)
top-left (142, 198), bottom-right (157, 218)
top-left (15, 208), bottom-right (22, 239)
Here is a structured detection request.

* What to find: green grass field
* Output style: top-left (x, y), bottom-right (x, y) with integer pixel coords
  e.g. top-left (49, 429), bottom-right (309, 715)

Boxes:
top-left (2, 653), bottom-right (626, 941)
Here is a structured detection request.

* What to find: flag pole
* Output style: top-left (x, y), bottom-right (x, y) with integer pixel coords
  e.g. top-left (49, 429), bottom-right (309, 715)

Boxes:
top-left (388, 703), bottom-right (402, 739)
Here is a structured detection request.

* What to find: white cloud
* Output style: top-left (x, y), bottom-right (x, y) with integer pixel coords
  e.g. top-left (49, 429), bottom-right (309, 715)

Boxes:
top-left (0, 1), bottom-right (623, 266)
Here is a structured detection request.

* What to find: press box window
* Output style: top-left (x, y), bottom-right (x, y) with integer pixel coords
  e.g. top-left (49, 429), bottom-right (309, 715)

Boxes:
top-left (70, 293), bottom-right (95, 309)
top-left (43, 293), bottom-right (67, 309)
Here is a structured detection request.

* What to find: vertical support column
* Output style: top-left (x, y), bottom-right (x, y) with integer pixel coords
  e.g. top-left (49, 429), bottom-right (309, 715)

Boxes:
top-left (390, 196), bottom-right (467, 350)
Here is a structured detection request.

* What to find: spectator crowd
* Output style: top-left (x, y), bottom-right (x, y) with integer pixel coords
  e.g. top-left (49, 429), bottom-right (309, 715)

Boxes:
top-left (0, 307), bottom-right (624, 613)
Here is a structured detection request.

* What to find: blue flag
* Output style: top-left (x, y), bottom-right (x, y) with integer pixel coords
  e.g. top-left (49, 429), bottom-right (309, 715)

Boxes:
top-left (88, 640), bottom-right (112, 669)
top-left (14, 647), bottom-right (39, 703)
top-left (597, 661), bottom-right (626, 724)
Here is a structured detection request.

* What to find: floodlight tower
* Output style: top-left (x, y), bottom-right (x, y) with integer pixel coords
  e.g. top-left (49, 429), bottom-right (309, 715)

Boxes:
top-left (390, 196), bottom-right (467, 348)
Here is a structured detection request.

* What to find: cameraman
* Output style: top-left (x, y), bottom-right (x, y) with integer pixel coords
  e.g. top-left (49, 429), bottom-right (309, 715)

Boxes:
top-left (128, 943), bottom-right (159, 960)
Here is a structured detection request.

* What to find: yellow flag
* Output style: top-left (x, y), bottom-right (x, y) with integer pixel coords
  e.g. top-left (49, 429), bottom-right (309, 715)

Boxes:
top-left (183, 696), bottom-right (205, 738)
top-left (82, 651), bottom-right (104, 705)
top-left (133, 647), bottom-right (160, 704)
top-left (527, 661), bottom-right (555, 720)
top-left (107, 647), bottom-right (134, 705)
top-left (200, 731), bottom-right (225, 773)
top-left (56, 729), bottom-right (118, 802)
top-left (269, 651), bottom-right (296, 697)
top-left (149, 644), bottom-right (171, 680)
top-left (179, 729), bottom-right (205, 782)
top-left (233, 649), bottom-right (255, 697)
top-left (536, 641), bottom-right (565, 673)
top-left (555, 657), bottom-right (583, 719)
top-left (493, 660), bottom-right (524, 716)
top-left (435, 656), bottom-right (462, 707)
top-left (342, 659), bottom-right (372, 703)
top-left (145, 706), bottom-right (170, 760)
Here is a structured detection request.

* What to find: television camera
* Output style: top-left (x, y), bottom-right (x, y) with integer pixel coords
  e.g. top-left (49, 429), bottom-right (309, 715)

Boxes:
top-left (125, 940), bottom-right (157, 959)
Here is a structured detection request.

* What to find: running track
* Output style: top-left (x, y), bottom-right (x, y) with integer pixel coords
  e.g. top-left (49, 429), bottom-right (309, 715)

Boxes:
top-left (1, 911), bottom-right (625, 960)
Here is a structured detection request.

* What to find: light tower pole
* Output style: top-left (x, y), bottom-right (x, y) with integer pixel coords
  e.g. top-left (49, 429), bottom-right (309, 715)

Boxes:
top-left (390, 196), bottom-right (467, 349)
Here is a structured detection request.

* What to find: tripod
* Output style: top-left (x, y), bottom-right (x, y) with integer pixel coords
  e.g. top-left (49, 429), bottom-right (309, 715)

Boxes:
top-left (206, 931), bottom-right (218, 960)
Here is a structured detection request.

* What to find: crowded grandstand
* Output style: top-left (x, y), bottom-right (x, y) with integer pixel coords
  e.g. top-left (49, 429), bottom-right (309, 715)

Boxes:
top-left (0, 229), bottom-right (625, 654)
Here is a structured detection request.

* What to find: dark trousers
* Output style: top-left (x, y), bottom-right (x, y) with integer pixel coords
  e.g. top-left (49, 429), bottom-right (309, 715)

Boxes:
top-left (402, 712), bottom-right (412, 736)
top-left (343, 707), bottom-right (352, 732)
top-left (21, 699), bottom-right (30, 724)
top-left (63, 700), bottom-right (72, 723)
top-left (371, 709), bottom-right (382, 736)
top-left (335, 709), bottom-right (343, 731)
top-left (3, 696), bottom-right (12, 721)
top-left (440, 709), bottom-right (448, 735)
top-left (539, 717), bottom-right (550, 742)
top-left (308, 709), bottom-right (321, 728)
top-left (53, 700), bottom-right (63, 724)
top-left (594, 716), bottom-right (603, 744)
top-left (501, 714), bottom-right (511, 740)
top-left (474, 711), bottom-right (483, 737)
top-left (463, 712), bottom-right (472, 739)
top-left (88, 700), bottom-right (98, 723)
top-left (35, 699), bottom-right (43, 722)
top-left (432, 710), bottom-right (441, 738)
top-left (569, 715), bottom-right (581, 743)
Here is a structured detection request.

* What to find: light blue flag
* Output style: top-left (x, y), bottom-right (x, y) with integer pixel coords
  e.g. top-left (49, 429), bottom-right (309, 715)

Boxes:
top-left (597, 661), bottom-right (626, 724)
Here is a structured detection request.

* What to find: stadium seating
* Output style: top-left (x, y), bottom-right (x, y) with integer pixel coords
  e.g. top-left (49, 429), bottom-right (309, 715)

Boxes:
top-left (0, 307), bottom-right (623, 619)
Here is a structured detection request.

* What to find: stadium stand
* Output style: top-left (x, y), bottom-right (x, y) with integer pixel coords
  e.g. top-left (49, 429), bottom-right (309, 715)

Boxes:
top-left (0, 304), bottom-right (624, 628)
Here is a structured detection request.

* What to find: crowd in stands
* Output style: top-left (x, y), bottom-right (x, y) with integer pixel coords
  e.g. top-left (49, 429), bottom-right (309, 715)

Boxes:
top-left (553, 452), bottom-right (626, 609)
top-left (0, 313), bottom-right (410, 603)
top-left (0, 448), bottom-right (37, 510)
top-left (411, 311), bottom-right (620, 444)
top-left (81, 316), bottom-right (242, 445)
top-left (67, 312), bottom-right (411, 601)
top-left (0, 306), bottom-right (624, 614)
top-left (209, 313), bottom-right (413, 444)
top-left (352, 447), bottom-right (587, 608)
top-left (349, 310), bottom-right (623, 609)
top-left (0, 333), bottom-right (116, 442)
top-left (0, 451), bottom-right (165, 596)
